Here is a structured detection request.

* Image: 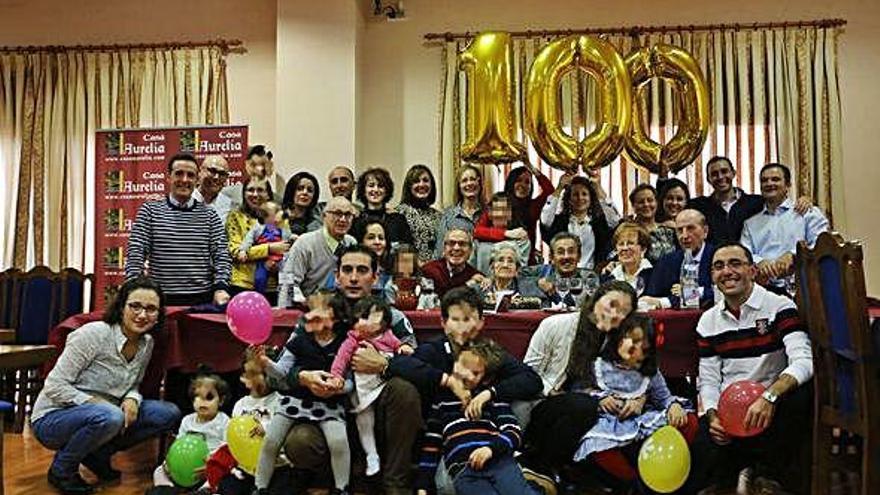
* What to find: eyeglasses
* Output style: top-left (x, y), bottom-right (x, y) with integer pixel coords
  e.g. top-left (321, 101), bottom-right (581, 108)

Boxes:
top-left (329, 177), bottom-right (351, 185)
top-left (711, 259), bottom-right (748, 272)
top-left (127, 302), bottom-right (160, 316)
top-left (444, 240), bottom-right (469, 248)
top-left (205, 167), bottom-right (229, 177)
top-left (326, 210), bottom-right (355, 219)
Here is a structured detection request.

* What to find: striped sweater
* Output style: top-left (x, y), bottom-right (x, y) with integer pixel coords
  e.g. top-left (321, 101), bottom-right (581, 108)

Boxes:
top-left (416, 391), bottom-right (522, 493)
top-left (125, 196), bottom-right (232, 296)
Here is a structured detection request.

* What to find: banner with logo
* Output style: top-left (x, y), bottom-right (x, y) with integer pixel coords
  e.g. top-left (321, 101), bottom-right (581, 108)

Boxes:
top-left (94, 125), bottom-right (248, 308)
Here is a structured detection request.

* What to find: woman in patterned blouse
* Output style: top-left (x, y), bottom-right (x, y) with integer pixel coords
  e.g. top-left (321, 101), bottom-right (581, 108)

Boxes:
top-left (396, 164), bottom-right (441, 264)
top-left (627, 184), bottom-right (679, 264)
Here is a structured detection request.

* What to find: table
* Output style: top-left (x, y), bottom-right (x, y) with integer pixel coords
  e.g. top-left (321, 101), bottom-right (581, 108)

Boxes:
top-left (0, 345), bottom-right (57, 371)
top-left (0, 344), bottom-right (57, 432)
top-left (49, 307), bottom-right (702, 399)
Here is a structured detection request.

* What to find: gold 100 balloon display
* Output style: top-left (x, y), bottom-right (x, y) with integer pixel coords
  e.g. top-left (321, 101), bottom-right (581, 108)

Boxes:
top-left (458, 32), bottom-right (710, 177)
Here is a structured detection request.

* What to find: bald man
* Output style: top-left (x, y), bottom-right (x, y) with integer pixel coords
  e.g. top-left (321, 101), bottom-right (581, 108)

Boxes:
top-left (641, 209), bottom-right (716, 310)
top-left (193, 154), bottom-right (233, 223)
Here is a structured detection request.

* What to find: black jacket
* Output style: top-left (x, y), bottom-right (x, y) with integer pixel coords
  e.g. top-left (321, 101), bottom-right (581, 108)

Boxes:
top-left (688, 189), bottom-right (763, 245)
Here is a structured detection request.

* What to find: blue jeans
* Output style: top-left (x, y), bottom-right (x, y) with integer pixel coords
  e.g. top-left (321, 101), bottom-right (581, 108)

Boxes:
top-left (453, 455), bottom-right (540, 495)
top-left (32, 400), bottom-right (180, 478)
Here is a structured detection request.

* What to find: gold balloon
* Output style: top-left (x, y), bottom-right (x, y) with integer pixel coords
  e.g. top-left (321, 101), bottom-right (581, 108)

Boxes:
top-left (525, 35), bottom-right (632, 173)
top-left (624, 44), bottom-right (710, 176)
top-left (458, 32), bottom-right (526, 164)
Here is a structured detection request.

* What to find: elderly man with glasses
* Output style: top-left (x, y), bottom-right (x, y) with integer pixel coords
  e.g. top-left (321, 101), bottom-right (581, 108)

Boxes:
top-left (192, 154), bottom-right (234, 224)
top-left (277, 196), bottom-right (358, 306)
top-left (421, 228), bottom-right (485, 298)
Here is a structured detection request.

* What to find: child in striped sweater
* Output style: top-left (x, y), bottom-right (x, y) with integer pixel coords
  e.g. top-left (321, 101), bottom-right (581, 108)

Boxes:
top-left (415, 338), bottom-right (540, 495)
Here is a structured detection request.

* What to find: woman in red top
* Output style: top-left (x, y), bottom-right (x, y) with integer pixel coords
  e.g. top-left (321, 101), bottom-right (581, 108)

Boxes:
top-left (503, 165), bottom-right (554, 264)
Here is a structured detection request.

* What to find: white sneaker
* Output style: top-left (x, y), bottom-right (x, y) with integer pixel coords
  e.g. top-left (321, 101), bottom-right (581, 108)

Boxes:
top-left (366, 454), bottom-right (381, 476)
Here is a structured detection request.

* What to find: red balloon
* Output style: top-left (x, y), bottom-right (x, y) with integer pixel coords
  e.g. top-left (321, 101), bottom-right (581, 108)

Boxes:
top-left (717, 380), bottom-right (767, 437)
top-left (226, 291), bottom-right (273, 345)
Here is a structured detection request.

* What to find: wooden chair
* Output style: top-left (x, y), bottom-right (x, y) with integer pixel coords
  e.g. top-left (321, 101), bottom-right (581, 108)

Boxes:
top-left (0, 399), bottom-right (11, 495)
top-left (58, 268), bottom-right (95, 320)
top-left (796, 231), bottom-right (880, 495)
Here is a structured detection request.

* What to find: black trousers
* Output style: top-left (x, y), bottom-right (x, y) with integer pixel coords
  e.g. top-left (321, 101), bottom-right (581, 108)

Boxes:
top-left (680, 382), bottom-right (813, 495)
top-left (519, 392), bottom-right (599, 473)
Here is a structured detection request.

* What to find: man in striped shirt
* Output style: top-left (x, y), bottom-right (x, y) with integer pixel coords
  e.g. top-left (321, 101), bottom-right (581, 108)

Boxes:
top-left (125, 152), bottom-right (232, 306)
top-left (682, 242), bottom-right (813, 494)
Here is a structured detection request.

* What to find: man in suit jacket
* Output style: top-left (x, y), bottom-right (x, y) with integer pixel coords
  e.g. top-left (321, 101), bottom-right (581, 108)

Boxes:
top-left (641, 209), bottom-right (715, 309)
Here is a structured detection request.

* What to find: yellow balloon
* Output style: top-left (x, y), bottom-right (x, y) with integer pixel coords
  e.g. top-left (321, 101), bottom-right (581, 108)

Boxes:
top-left (638, 425), bottom-right (691, 493)
top-left (624, 44), bottom-right (710, 176)
top-left (226, 415), bottom-right (264, 475)
top-left (525, 35), bottom-right (632, 173)
top-left (458, 32), bottom-right (526, 164)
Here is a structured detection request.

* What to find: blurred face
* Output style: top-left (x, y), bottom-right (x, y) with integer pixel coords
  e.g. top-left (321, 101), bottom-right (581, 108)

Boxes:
top-left (365, 175), bottom-right (387, 208)
top-left (711, 245), bottom-right (756, 300)
top-left (489, 198), bottom-right (512, 228)
top-left (122, 288), bottom-right (160, 336)
top-left (247, 154), bottom-right (272, 179)
top-left (570, 184), bottom-right (591, 215)
top-left (411, 171), bottom-right (432, 200)
top-left (513, 171), bottom-right (532, 199)
top-left (675, 210), bottom-right (708, 251)
top-left (592, 290), bottom-right (634, 332)
top-left (328, 168), bottom-right (354, 198)
top-left (618, 327), bottom-right (648, 369)
top-left (551, 238), bottom-right (580, 276)
top-left (492, 248), bottom-right (518, 282)
top-left (760, 167), bottom-right (789, 204)
top-left (459, 168), bottom-right (481, 201)
top-left (354, 307), bottom-right (386, 340)
top-left (443, 230), bottom-right (473, 267)
top-left (443, 303), bottom-right (484, 346)
top-left (241, 360), bottom-right (268, 397)
top-left (198, 156), bottom-right (229, 194)
top-left (261, 204), bottom-right (280, 225)
top-left (363, 224), bottom-right (387, 257)
top-left (663, 186), bottom-right (688, 219)
top-left (454, 350), bottom-right (487, 390)
top-left (192, 383), bottom-right (220, 421)
top-left (244, 180), bottom-right (270, 211)
top-left (707, 160), bottom-right (735, 194)
top-left (294, 178), bottom-right (316, 208)
top-left (336, 252), bottom-right (377, 299)
top-left (168, 160), bottom-right (198, 202)
top-left (303, 295), bottom-right (335, 334)
top-left (323, 202), bottom-right (355, 239)
top-left (394, 252), bottom-right (417, 278)
top-left (632, 189), bottom-right (658, 221)
top-left (615, 231), bottom-right (644, 266)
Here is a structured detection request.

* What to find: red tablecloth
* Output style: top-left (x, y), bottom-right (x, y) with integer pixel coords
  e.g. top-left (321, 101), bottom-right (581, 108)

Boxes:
top-left (49, 307), bottom-right (702, 398)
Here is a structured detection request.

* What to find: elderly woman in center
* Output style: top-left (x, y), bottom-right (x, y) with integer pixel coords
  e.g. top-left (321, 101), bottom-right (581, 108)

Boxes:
top-left (468, 241), bottom-right (541, 309)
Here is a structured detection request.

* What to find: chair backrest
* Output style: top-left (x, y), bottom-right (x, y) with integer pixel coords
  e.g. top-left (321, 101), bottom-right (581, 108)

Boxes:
top-left (58, 268), bottom-right (95, 319)
top-left (0, 268), bottom-right (23, 328)
top-left (796, 231), bottom-right (879, 433)
top-left (14, 266), bottom-right (61, 345)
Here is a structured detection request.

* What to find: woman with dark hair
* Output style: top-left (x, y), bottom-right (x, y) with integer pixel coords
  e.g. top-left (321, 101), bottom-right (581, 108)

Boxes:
top-left (434, 164), bottom-right (485, 258)
top-left (282, 171), bottom-right (323, 236)
top-left (503, 166), bottom-right (554, 264)
top-left (656, 177), bottom-right (690, 225)
top-left (627, 184), bottom-right (678, 263)
top-left (396, 164), bottom-right (441, 263)
top-left (31, 277), bottom-right (181, 494)
top-left (226, 177), bottom-right (290, 304)
top-left (540, 175), bottom-right (616, 270)
top-left (518, 281), bottom-right (637, 483)
top-left (358, 219), bottom-right (394, 289)
top-left (350, 167), bottom-right (414, 248)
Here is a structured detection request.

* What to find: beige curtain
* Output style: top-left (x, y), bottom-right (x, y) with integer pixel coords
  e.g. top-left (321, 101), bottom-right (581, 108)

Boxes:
top-left (0, 46), bottom-right (230, 272)
top-left (437, 25), bottom-right (844, 226)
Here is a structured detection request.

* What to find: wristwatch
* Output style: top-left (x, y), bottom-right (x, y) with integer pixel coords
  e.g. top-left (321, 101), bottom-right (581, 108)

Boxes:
top-left (761, 390), bottom-right (779, 404)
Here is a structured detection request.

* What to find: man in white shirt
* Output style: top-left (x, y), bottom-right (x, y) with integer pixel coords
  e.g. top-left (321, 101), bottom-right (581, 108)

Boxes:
top-left (192, 154), bottom-right (234, 224)
top-left (681, 242), bottom-right (813, 494)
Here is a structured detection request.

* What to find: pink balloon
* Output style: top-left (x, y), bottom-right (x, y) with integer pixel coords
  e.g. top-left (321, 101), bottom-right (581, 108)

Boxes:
top-left (226, 291), bottom-right (273, 345)
top-left (718, 380), bottom-right (767, 438)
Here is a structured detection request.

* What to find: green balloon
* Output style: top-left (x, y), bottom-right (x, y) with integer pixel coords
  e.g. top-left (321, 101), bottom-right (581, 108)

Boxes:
top-left (165, 433), bottom-right (210, 487)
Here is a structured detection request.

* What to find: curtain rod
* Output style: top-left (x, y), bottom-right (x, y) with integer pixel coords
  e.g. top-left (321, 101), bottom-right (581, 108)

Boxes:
top-left (423, 18), bottom-right (846, 41)
top-left (0, 39), bottom-right (246, 55)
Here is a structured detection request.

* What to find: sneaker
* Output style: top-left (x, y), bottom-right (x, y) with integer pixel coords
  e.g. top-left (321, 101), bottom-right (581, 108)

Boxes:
top-left (365, 453), bottom-right (381, 476)
top-left (47, 468), bottom-right (94, 495)
top-left (522, 467), bottom-right (558, 495)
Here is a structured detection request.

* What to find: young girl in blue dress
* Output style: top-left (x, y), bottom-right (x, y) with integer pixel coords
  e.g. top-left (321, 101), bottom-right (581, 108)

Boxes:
top-left (572, 314), bottom-right (698, 490)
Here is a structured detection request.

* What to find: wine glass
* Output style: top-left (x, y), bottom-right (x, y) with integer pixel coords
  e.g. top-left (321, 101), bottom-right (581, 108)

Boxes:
top-left (556, 277), bottom-right (571, 307)
top-left (569, 277), bottom-right (584, 299)
top-left (635, 276), bottom-right (646, 297)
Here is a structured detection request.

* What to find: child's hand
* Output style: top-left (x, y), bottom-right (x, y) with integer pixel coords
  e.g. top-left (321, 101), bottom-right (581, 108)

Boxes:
top-left (618, 395), bottom-right (647, 419)
top-left (445, 374), bottom-right (471, 406)
top-left (667, 403), bottom-right (687, 428)
top-left (599, 396), bottom-right (622, 415)
top-left (237, 251), bottom-right (249, 262)
top-left (397, 344), bottom-right (415, 355)
top-left (468, 446), bottom-right (493, 470)
top-left (465, 390), bottom-right (492, 420)
top-left (251, 345), bottom-right (271, 370)
top-left (327, 376), bottom-right (345, 391)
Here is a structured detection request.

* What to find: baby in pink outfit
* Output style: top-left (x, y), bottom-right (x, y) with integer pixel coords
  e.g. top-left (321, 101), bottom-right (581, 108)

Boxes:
top-left (330, 296), bottom-right (413, 475)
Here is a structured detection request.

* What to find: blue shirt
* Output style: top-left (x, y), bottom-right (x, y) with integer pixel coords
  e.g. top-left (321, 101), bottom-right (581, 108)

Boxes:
top-left (740, 198), bottom-right (829, 263)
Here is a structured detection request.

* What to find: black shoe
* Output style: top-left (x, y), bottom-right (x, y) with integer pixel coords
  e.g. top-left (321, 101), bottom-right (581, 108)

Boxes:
top-left (522, 467), bottom-right (558, 495)
top-left (81, 455), bottom-right (121, 483)
top-left (47, 468), bottom-right (94, 494)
